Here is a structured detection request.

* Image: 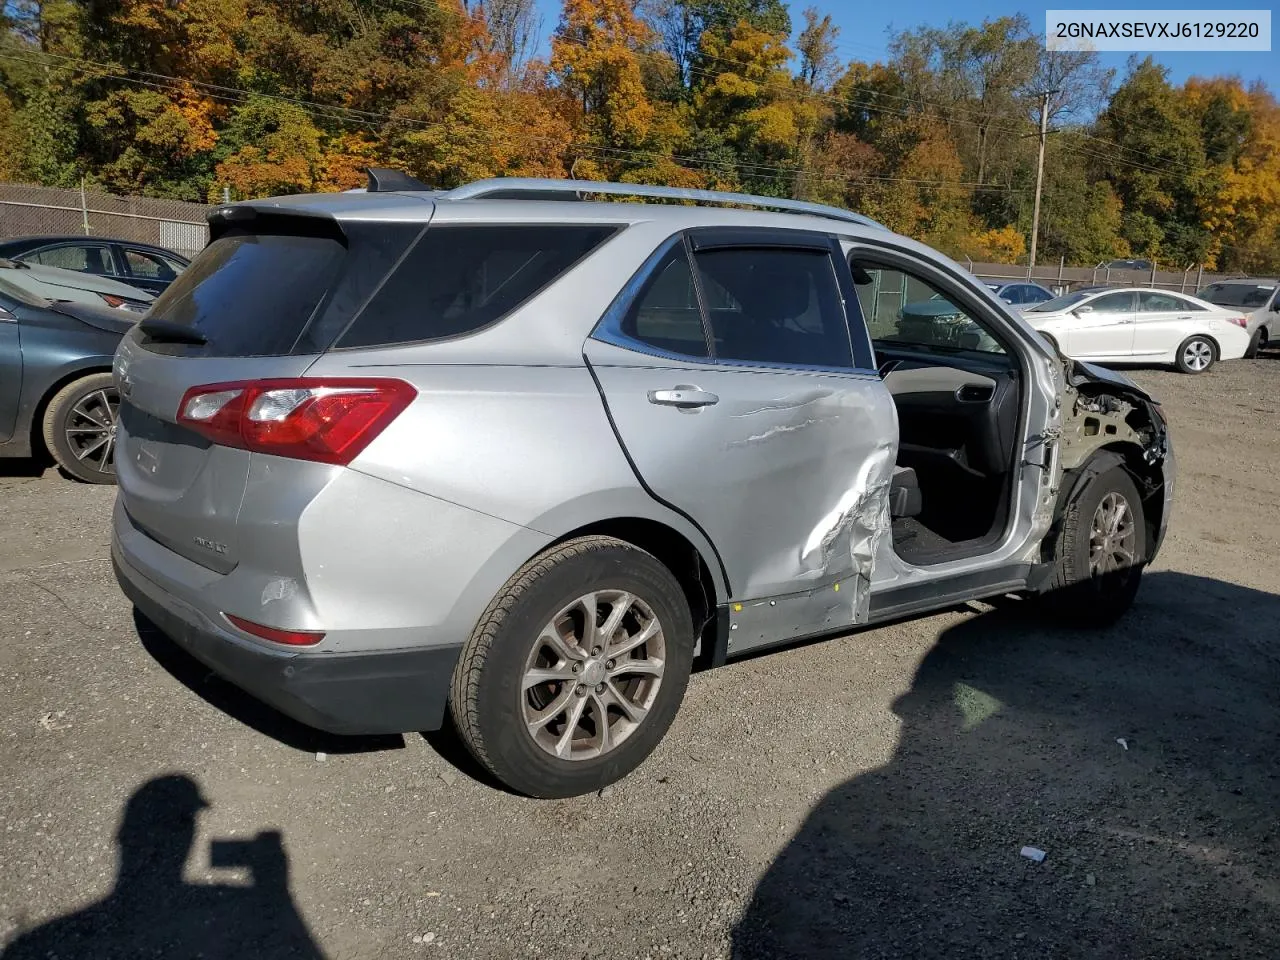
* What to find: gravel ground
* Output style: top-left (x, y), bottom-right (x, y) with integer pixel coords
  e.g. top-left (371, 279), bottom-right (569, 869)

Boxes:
top-left (1, 357), bottom-right (1278, 959)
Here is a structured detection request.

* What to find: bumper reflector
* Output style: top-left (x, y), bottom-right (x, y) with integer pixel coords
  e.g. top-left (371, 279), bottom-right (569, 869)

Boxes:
top-left (224, 613), bottom-right (325, 647)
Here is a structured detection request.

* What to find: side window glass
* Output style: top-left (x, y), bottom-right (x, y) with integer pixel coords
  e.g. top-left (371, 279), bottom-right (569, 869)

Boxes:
top-left (1138, 292), bottom-right (1181, 312)
top-left (29, 245), bottom-right (114, 274)
top-left (125, 249), bottom-right (177, 280)
top-left (1026, 287), bottom-right (1052, 303)
top-left (1090, 292), bottom-right (1133, 313)
top-left (620, 245), bottom-right (710, 358)
top-left (692, 247), bottom-right (853, 368)
top-left (851, 263), bottom-right (1006, 355)
top-left (337, 225), bottom-right (615, 348)
top-left (1006, 286), bottom-right (1026, 304)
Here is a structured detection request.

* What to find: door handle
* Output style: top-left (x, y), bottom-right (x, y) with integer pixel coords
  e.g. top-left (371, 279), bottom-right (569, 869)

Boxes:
top-left (1176, 315), bottom-right (1192, 320)
top-left (648, 386), bottom-right (719, 408)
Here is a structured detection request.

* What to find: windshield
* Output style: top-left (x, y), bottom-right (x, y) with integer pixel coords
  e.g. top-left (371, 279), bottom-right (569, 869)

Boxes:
top-left (1026, 290), bottom-right (1090, 313)
top-left (1196, 283), bottom-right (1275, 308)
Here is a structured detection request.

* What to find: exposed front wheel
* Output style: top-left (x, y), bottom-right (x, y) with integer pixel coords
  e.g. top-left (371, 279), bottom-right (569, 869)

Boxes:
top-left (42, 372), bottom-right (119, 484)
top-left (1175, 335), bottom-right (1216, 374)
top-left (1041, 464), bottom-right (1147, 626)
top-left (450, 537), bottom-right (694, 798)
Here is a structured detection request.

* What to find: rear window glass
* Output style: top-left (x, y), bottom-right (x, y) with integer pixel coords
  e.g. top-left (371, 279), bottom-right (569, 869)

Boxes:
top-left (1196, 283), bottom-right (1275, 308)
top-left (146, 232), bottom-right (346, 357)
top-left (335, 225), bottom-right (616, 349)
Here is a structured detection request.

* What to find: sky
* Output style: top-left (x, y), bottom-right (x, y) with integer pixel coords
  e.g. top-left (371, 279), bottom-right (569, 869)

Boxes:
top-left (531, 0), bottom-right (1278, 92)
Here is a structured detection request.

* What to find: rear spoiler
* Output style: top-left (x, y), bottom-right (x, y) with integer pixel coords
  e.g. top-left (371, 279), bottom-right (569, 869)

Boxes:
top-left (365, 167), bottom-right (433, 192)
top-left (206, 204), bottom-right (346, 243)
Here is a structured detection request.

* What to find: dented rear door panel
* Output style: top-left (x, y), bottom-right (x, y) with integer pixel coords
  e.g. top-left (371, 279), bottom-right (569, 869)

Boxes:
top-left (585, 340), bottom-right (897, 648)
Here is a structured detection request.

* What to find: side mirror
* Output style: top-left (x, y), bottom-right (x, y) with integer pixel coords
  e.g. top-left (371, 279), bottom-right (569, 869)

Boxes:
top-left (1001, 296), bottom-right (1014, 304)
top-left (1073, 305), bottom-right (1094, 317)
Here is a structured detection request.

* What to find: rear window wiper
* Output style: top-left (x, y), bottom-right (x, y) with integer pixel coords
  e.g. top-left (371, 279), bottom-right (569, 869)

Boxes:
top-left (139, 318), bottom-right (208, 345)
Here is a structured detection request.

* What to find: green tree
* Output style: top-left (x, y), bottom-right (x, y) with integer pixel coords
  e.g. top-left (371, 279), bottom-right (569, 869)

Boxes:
top-left (1095, 58), bottom-right (1210, 266)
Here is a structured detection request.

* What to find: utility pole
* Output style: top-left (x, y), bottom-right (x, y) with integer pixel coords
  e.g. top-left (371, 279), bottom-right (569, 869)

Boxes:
top-left (1029, 89), bottom-right (1057, 270)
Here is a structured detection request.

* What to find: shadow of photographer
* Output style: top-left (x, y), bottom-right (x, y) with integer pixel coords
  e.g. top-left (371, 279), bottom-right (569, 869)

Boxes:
top-left (3, 775), bottom-right (325, 959)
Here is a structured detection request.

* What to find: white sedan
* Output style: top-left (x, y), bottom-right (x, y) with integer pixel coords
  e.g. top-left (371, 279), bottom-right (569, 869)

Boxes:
top-left (1022, 287), bottom-right (1252, 374)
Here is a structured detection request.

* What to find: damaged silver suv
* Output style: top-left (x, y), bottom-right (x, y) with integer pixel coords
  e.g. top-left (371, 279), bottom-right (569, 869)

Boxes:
top-left (110, 173), bottom-right (1174, 798)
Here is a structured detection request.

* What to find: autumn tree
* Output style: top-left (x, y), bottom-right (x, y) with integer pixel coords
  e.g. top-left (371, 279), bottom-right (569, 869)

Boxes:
top-left (552, 0), bottom-right (657, 157)
top-left (796, 7), bottom-right (839, 92)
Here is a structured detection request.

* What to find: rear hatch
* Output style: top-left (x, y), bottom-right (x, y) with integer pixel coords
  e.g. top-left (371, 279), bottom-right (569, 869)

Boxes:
top-left (114, 207), bottom-right (428, 572)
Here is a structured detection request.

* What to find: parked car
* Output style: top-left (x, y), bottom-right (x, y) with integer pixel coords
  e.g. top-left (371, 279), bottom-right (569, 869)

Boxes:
top-left (111, 175), bottom-right (1174, 799)
top-left (1022, 286), bottom-right (1251, 373)
top-left (0, 236), bottom-right (190, 296)
top-left (980, 279), bottom-right (1056, 307)
top-left (1105, 259), bottom-right (1153, 272)
top-left (1194, 278), bottom-right (1279, 357)
top-left (0, 273), bottom-right (134, 483)
top-left (0, 258), bottom-right (153, 314)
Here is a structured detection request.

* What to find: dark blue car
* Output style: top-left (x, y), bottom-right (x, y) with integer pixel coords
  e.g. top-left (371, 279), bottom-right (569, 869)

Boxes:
top-left (0, 273), bottom-right (133, 483)
top-left (0, 236), bottom-right (190, 297)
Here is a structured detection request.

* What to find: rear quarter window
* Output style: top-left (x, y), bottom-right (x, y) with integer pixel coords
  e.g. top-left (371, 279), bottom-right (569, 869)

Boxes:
top-left (335, 224), bottom-right (617, 349)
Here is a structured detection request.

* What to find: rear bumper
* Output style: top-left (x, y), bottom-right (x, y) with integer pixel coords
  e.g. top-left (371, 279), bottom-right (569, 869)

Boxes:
top-left (114, 544), bottom-right (460, 735)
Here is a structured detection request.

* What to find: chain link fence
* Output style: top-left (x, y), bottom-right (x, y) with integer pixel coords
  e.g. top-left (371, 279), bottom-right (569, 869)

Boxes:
top-left (0, 182), bottom-right (211, 257)
top-left (962, 259), bottom-right (1239, 296)
top-left (0, 181), bottom-right (1253, 297)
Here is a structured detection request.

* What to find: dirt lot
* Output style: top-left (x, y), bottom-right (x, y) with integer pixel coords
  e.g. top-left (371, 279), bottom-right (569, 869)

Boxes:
top-left (1, 359), bottom-right (1278, 960)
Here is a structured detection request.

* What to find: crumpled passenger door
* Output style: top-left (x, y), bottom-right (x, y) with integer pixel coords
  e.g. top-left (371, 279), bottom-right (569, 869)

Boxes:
top-left (585, 229), bottom-right (898, 653)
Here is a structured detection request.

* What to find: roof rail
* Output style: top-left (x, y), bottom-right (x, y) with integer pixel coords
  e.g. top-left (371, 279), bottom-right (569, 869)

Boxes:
top-left (437, 178), bottom-right (885, 229)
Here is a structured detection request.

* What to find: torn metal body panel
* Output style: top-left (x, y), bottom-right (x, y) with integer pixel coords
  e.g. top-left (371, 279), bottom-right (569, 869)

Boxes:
top-left (584, 339), bottom-right (898, 650)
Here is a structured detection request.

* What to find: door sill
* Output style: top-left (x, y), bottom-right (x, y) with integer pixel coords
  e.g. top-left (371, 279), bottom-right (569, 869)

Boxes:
top-left (868, 563), bottom-right (1032, 622)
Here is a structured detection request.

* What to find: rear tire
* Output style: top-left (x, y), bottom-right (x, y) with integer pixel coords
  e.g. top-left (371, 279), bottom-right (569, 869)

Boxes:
top-left (1174, 335), bottom-right (1216, 374)
top-left (449, 536), bottom-right (695, 798)
top-left (1040, 463), bottom-right (1147, 627)
top-left (42, 373), bottom-right (119, 484)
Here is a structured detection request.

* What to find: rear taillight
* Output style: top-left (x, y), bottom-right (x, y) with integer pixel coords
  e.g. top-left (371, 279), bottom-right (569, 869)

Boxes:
top-left (224, 613), bottom-right (324, 647)
top-left (177, 378), bottom-right (415, 465)
top-left (1227, 316), bottom-right (1249, 329)
top-left (97, 293), bottom-right (147, 314)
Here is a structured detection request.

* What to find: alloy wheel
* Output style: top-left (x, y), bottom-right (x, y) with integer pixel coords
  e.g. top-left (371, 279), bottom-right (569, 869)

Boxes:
top-left (1088, 491), bottom-right (1137, 576)
top-left (521, 590), bottom-right (666, 762)
top-left (64, 388), bottom-right (119, 477)
top-left (1182, 340), bottom-right (1213, 372)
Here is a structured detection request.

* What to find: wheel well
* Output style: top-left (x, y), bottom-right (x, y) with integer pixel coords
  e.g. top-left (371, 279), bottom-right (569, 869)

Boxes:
top-left (549, 518), bottom-right (719, 641)
top-left (29, 366), bottom-right (112, 457)
top-left (1184, 333), bottom-right (1219, 358)
top-left (1099, 442), bottom-right (1166, 555)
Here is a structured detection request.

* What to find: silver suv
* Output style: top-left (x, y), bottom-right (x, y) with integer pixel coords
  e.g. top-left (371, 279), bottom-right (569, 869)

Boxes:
top-left (111, 174), bottom-right (1175, 798)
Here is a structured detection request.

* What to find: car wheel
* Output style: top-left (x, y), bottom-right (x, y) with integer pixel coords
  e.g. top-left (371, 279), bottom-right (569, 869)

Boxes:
top-left (1175, 335), bottom-right (1216, 374)
top-left (1040, 462), bottom-right (1147, 626)
top-left (450, 536), bottom-right (695, 798)
top-left (42, 373), bottom-right (119, 484)
top-left (1244, 329), bottom-right (1262, 359)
